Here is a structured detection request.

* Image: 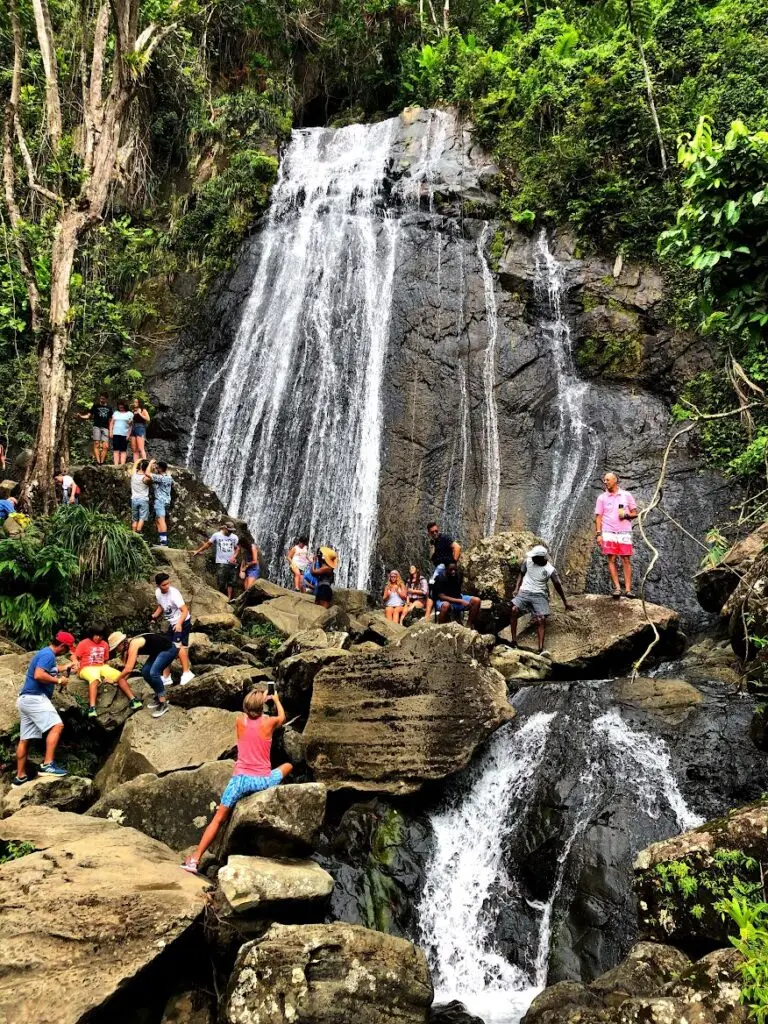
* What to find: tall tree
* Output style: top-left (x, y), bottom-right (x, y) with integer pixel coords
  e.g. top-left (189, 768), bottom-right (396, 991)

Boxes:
top-left (2, 0), bottom-right (178, 510)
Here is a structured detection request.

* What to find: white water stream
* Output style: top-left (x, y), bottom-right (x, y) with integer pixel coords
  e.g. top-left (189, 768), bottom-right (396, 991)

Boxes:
top-left (418, 706), bottom-right (701, 1024)
top-left (478, 223), bottom-right (501, 536)
top-left (535, 230), bottom-right (599, 556)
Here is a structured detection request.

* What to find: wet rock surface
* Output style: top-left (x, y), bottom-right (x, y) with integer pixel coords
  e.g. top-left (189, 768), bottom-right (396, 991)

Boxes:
top-left (208, 782), bottom-right (327, 863)
top-left (217, 854), bottom-right (334, 916)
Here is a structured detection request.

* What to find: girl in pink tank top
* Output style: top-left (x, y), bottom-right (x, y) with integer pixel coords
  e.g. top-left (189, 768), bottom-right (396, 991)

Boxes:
top-left (182, 687), bottom-right (293, 874)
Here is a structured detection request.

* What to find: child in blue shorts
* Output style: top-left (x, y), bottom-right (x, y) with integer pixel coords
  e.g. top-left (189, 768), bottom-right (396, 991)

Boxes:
top-left (182, 687), bottom-right (292, 873)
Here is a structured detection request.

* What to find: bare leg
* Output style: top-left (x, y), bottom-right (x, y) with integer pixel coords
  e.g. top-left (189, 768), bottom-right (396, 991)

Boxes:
top-left (535, 616), bottom-right (546, 652)
top-left (509, 605), bottom-right (520, 642)
top-left (607, 555), bottom-right (620, 592)
top-left (131, 437), bottom-right (139, 462)
top-left (88, 678), bottom-right (98, 707)
top-left (115, 677), bottom-right (136, 700)
top-left (112, 450), bottom-right (120, 466)
top-left (177, 645), bottom-right (191, 674)
top-left (16, 738), bottom-right (29, 778)
top-left (622, 556), bottom-right (633, 592)
top-left (385, 606), bottom-right (395, 622)
top-left (191, 804), bottom-right (231, 863)
top-left (437, 603), bottom-right (450, 623)
top-left (99, 441), bottom-right (108, 464)
top-left (135, 519), bottom-right (145, 532)
top-left (156, 515), bottom-right (167, 535)
top-left (43, 723), bottom-right (64, 763)
top-left (91, 441), bottom-right (100, 464)
top-left (467, 597), bottom-right (481, 629)
top-left (425, 598), bottom-right (434, 618)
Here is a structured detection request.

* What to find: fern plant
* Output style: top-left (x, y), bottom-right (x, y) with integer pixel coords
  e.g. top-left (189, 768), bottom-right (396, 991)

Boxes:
top-left (718, 896), bottom-right (768, 1024)
top-left (45, 504), bottom-right (152, 588)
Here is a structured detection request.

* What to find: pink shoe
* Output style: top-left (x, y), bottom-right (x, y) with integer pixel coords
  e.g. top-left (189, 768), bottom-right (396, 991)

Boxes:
top-left (182, 857), bottom-right (199, 875)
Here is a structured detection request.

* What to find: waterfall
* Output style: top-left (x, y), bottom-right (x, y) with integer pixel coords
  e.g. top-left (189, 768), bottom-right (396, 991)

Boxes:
top-left (188, 120), bottom-right (403, 589)
top-left (478, 223), bottom-right (501, 536)
top-left (535, 230), bottom-right (599, 557)
top-left (418, 704), bottom-right (701, 1024)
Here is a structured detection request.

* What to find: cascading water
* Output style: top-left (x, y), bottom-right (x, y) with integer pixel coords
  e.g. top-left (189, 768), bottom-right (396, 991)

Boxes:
top-left (418, 702), bottom-right (702, 1024)
top-left (478, 223), bottom-right (501, 536)
top-left (188, 120), bottom-right (403, 589)
top-left (535, 230), bottom-right (599, 556)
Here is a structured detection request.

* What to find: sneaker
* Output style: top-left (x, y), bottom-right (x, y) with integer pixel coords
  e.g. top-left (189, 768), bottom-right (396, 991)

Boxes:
top-left (39, 761), bottom-right (68, 776)
top-left (538, 649), bottom-right (551, 658)
top-left (146, 697), bottom-right (160, 710)
top-left (181, 857), bottom-right (199, 875)
top-left (623, 591), bottom-right (636, 600)
top-left (179, 671), bottom-right (195, 686)
top-left (11, 775), bottom-right (28, 787)
top-left (507, 640), bottom-right (519, 650)
top-left (87, 706), bottom-right (97, 719)
top-left (151, 701), bottom-right (170, 719)
top-left (128, 698), bottom-right (143, 711)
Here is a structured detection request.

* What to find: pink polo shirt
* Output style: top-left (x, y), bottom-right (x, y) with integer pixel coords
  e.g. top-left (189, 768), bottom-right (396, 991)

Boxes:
top-left (595, 489), bottom-right (637, 533)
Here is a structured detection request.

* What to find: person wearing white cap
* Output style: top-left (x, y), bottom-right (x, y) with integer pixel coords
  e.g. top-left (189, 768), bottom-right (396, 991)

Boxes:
top-left (508, 545), bottom-right (572, 656)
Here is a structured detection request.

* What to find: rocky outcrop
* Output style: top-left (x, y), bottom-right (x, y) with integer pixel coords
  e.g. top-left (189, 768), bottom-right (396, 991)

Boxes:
top-left (694, 523), bottom-right (768, 614)
top-left (54, 674), bottom-right (152, 732)
top-left (161, 991), bottom-right (215, 1024)
top-left (244, 594), bottom-right (338, 637)
top-left (634, 800), bottom-right (768, 947)
top-left (87, 760), bottom-right (234, 849)
top-left (523, 942), bottom-right (745, 1024)
top-left (155, 547), bottom-right (240, 624)
top-left (724, 547), bottom-right (768, 661)
top-left (95, 706), bottom-right (239, 794)
top-left (499, 595), bottom-right (682, 677)
top-left (276, 648), bottom-right (350, 720)
top-left (217, 855), bottom-right (334, 915)
top-left (1, 775), bottom-right (94, 817)
top-left (168, 664), bottom-right (272, 710)
top-left (0, 652), bottom-right (29, 739)
top-left (0, 807), bottom-right (206, 1024)
top-left (189, 632), bottom-right (261, 666)
top-left (209, 782), bottom-right (327, 863)
top-left (274, 628), bottom-right (350, 663)
top-left (221, 923), bottom-right (433, 1024)
top-left (613, 677), bottom-right (702, 726)
top-left (489, 645), bottom-right (551, 683)
top-left (303, 623), bottom-right (513, 794)
top-left (463, 530), bottom-right (542, 601)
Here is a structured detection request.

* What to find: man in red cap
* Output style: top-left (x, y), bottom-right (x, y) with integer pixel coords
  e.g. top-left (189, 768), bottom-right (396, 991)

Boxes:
top-left (14, 630), bottom-right (74, 786)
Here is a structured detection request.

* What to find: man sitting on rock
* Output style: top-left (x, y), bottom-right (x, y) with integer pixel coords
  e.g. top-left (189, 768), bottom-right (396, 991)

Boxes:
top-left (435, 562), bottom-right (481, 628)
top-left (14, 630), bottom-right (75, 786)
top-left (508, 545), bottom-right (572, 656)
top-left (425, 521), bottom-right (462, 618)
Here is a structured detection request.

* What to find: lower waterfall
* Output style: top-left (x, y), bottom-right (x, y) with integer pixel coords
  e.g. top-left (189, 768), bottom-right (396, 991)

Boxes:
top-left (417, 699), bottom-right (702, 1024)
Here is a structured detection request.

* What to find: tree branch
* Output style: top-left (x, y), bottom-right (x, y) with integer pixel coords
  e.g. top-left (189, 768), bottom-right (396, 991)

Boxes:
top-left (30, 0), bottom-right (63, 149)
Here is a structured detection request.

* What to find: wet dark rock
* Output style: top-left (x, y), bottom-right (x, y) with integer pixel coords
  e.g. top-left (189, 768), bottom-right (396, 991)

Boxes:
top-left (429, 1002), bottom-right (486, 1024)
top-left (694, 523), bottom-right (768, 614)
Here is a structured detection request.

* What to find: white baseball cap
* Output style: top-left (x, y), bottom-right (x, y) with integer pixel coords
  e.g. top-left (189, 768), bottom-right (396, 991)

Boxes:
top-left (528, 545), bottom-right (549, 559)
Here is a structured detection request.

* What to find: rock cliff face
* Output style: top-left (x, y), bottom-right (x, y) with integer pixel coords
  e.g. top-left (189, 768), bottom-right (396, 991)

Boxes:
top-left (147, 107), bottom-right (729, 625)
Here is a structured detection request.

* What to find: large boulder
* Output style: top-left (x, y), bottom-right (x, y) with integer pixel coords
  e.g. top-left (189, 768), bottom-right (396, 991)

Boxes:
top-left (724, 547), bottom-right (768, 661)
top-left (154, 547), bottom-right (239, 624)
top-left (499, 594), bottom-right (682, 676)
top-left (53, 673), bottom-right (153, 732)
top-left (168, 665), bottom-right (272, 710)
top-left (1, 775), bottom-right (94, 818)
top-left (694, 523), bottom-right (768, 614)
top-left (489, 645), bottom-right (551, 683)
top-left (188, 632), bottom-right (261, 667)
top-left (634, 799), bottom-right (768, 946)
top-left (208, 782), bottom-right (327, 863)
top-left (244, 594), bottom-right (338, 637)
top-left (221, 923), bottom-right (433, 1024)
top-left (87, 760), bottom-right (234, 849)
top-left (0, 807), bottom-right (206, 1023)
top-left (463, 529), bottom-right (542, 601)
top-left (613, 677), bottom-right (703, 726)
top-left (0, 652), bottom-right (30, 739)
top-left (95, 706), bottom-right (239, 794)
top-left (302, 623), bottom-right (514, 794)
top-left (523, 942), bottom-right (745, 1024)
top-left (274, 628), bottom-right (350, 664)
top-left (217, 855), bottom-right (334, 915)
top-left (276, 649), bottom-right (350, 720)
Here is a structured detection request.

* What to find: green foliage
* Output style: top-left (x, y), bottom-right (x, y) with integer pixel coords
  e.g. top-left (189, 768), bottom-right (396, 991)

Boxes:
top-left (718, 897), bottom-right (768, 1024)
top-left (0, 840), bottom-right (36, 865)
top-left (45, 505), bottom-right (152, 587)
top-left (701, 527), bottom-right (730, 568)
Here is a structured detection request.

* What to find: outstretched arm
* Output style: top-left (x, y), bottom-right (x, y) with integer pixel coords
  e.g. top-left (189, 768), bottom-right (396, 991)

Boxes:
top-left (193, 539), bottom-right (213, 556)
top-left (551, 573), bottom-right (572, 610)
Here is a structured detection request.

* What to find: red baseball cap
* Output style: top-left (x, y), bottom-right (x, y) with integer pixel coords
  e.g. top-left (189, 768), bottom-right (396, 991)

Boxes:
top-left (55, 630), bottom-right (75, 648)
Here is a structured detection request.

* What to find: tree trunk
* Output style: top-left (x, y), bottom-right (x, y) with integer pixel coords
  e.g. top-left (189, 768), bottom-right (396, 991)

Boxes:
top-left (23, 208), bottom-right (85, 512)
top-left (636, 34), bottom-right (668, 174)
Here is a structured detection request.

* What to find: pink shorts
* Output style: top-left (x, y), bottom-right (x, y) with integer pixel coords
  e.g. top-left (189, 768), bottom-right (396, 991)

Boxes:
top-left (601, 531), bottom-right (633, 556)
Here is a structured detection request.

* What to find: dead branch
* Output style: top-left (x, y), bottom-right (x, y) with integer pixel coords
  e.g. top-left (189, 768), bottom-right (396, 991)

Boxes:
top-left (30, 0), bottom-right (63, 148)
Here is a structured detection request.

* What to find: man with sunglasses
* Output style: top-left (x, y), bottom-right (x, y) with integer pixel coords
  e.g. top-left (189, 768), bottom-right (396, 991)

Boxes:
top-left (595, 472), bottom-right (638, 598)
top-left (425, 521), bottom-right (462, 618)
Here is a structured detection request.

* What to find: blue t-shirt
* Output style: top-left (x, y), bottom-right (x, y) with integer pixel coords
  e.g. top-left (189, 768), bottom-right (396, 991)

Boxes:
top-left (0, 499), bottom-right (14, 521)
top-left (150, 474), bottom-right (172, 505)
top-left (20, 647), bottom-right (58, 699)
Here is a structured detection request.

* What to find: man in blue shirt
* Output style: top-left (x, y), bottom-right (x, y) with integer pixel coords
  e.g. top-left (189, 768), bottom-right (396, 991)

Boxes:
top-left (0, 496), bottom-right (17, 521)
top-left (14, 630), bottom-right (75, 786)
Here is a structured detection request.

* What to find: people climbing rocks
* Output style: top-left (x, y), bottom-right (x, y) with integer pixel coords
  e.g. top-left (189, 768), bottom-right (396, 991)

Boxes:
top-left (145, 459), bottom-right (172, 545)
top-left (508, 544), bottom-right (572, 656)
top-left (151, 573), bottom-right (195, 686)
top-left (109, 399), bottom-right (133, 467)
top-left (14, 630), bottom-right (75, 785)
top-left (383, 570), bottom-right (407, 623)
top-left (72, 622), bottom-right (143, 718)
top-left (129, 398), bottom-right (150, 462)
top-left (403, 565), bottom-right (429, 619)
top-left (595, 472), bottom-right (638, 599)
top-left (286, 536), bottom-right (311, 591)
top-left (425, 521), bottom-right (462, 618)
top-left (239, 537), bottom-right (261, 589)
top-left (435, 561), bottom-right (481, 628)
top-left (312, 547), bottom-right (338, 608)
top-left (55, 473), bottom-right (80, 505)
top-left (110, 629), bottom-right (177, 718)
top-left (77, 392), bottom-right (112, 465)
top-left (182, 687), bottom-right (292, 874)
top-left (130, 459), bottom-right (151, 533)
top-left (193, 522), bottom-right (240, 598)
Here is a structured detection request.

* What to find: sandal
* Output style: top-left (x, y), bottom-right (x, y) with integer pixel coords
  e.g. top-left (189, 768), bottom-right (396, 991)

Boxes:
top-left (611, 590), bottom-right (621, 600)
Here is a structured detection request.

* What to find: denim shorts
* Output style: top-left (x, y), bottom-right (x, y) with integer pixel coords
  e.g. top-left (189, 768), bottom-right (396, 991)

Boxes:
top-left (132, 423), bottom-right (146, 438)
top-left (131, 498), bottom-right (150, 522)
top-left (169, 617), bottom-right (191, 646)
top-left (154, 501), bottom-right (168, 519)
top-left (512, 592), bottom-right (550, 618)
top-left (220, 769), bottom-right (283, 807)
top-left (436, 593), bottom-right (472, 612)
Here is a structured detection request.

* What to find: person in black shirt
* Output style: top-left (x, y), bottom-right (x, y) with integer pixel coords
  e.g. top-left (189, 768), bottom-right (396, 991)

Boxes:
top-left (425, 521), bottom-right (462, 618)
top-left (109, 629), bottom-right (177, 719)
top-left (436, 562), bottom-right (481, 628)
top-left (77, 392), bottom-right (113, 465)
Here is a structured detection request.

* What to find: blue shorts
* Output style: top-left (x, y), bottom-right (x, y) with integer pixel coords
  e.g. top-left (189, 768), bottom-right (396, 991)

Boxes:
top-left (169, 618), bottom-right (191, 646)
top-left (131, 497), bottom-right (150, 522)
top-left (220, 769), bottom-right (283, 808)
top-left (132, 423), bottom-right (146, 438)
top-left (245, 565), bottom-right (261, 579)
top-left (436, 594), bottom-right (472, 612)
top-left (154, 501), bottom-right (168, 519)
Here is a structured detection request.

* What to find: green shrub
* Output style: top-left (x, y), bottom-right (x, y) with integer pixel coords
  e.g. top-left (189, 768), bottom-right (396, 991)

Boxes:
top-left (718, 896), bottom-right (768, 1024)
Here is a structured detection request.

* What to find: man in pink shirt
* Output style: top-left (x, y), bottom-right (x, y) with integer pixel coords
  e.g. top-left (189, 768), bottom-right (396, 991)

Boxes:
top-left (594, 472), bottom-right (638, 598)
